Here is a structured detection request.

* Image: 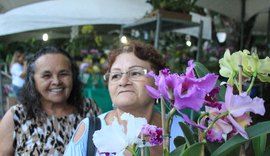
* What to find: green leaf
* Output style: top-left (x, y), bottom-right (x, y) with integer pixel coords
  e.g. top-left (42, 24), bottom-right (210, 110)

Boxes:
top-left (194, 62), bottom-right (210, 78)
top-left (182, 142), bottom-right (205, 156)
top-left (262, 146), bottom-right (270, 156)
top-left (174, 136), bottom-right (186, 148)
top-left (179, 122), bottom-right (195, 146)
top-left (170, 144), bottom-right (186, 156)
top-left (252, 134), bottom-right (267, 156)
top-left (212, 121), bottom-right (270, 156)
top-left (206, 140), bottom-right (223, 153)
top-left (164, 148), bottom-right (170, 156)
top-left (194, 61), bottom-right (225, 101)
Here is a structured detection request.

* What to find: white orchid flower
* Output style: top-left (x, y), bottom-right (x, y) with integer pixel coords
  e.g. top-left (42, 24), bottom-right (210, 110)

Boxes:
top-left (93, 113), bottom-right (147, 155)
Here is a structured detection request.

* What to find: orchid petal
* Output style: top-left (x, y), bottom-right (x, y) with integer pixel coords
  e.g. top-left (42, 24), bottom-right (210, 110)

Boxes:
top-left (146, 71), bottom-right (160, 86)
top-left (159, 74), bottom-right (171, 101)
top-left (185, 73), bottom-right (218, 93)
top-left (227, 115), bottom-right (248, 139)
top-left (174, 85), bottom-right (206, 111)
top-left (179, 111), bottom-right (206, 130)
top-left (93, 120), bottom-right (127, 153)
top-left (185, 60), bottom-right (196, 78)
top-left (93, 113), bottom-right (147, 154)
top-left (225, 85), bottom-right (265, 117)
top-left (145, 85), bottom-right (161, 99)
top-left (121, 113), bottom-right (147, 145)
top-left (229, 95), bottom-right (265, 117)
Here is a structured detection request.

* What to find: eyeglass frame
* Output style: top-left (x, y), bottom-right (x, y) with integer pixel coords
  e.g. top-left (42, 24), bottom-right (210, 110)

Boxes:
top-left (103, 67), bottom-right (148, 83)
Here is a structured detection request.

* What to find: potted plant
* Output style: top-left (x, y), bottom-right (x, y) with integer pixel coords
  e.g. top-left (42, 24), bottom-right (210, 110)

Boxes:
top-left (146, 0), bottom-right (199, 20)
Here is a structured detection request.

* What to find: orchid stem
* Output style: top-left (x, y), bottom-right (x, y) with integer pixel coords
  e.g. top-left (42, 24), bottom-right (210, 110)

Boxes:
top-left (160, 96), bottom-right (168, 152)
top-left (126, 146), bottom-right (138, 156)
top-left (203, 111), bottom-right (229, 139)
top-left (246, 74), bottom-right (257, 94)
top-left (197, 112), bottom-right (209, 125)
top-left (165, 108), bottom-right (176, 134)
top-left (234, 78), bottom-right (240, 91)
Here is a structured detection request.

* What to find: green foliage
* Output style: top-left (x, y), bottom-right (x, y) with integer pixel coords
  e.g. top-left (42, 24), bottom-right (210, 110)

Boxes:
top-left (179, 122), bottom-right (195, 146)
top-left (173, 136), bottom-right (186, 148)
top-left (65, 25), bottom-right (104, 57)
top-left (170, 144), bottom-right (186, 156)
top-left (182, 142), bottom-right (205, 156)
top-left (212, 121), bottom-right (270, 156)
top-left (252, 134), bottom-right (267, 156)
top-left (146, 0), bottom-right (198, 13)
top-left (159, 32), bottom-right (195, 74)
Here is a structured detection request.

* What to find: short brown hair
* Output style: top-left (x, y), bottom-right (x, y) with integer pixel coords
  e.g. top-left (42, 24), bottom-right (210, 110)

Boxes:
top-left (107, 40), bottom-right (166, 74)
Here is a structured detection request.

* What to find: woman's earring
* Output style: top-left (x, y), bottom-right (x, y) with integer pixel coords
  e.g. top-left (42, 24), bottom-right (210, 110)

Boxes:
top-left (112, 103), bottom-right (117, 109)
top-left (155, 98), bottom-right (160, 105)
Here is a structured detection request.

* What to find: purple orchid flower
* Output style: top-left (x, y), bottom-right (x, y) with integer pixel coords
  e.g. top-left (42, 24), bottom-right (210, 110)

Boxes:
top-left (224, 85), bottom-right (265, 139)
top-left (141, 124), bottom-right (163, 145)
top-left (145, 69), bottom-right (182, 105)
top-left (145, 60), bottom-right (218, 112)
top-left (204, 85), bottom-right (265, 141)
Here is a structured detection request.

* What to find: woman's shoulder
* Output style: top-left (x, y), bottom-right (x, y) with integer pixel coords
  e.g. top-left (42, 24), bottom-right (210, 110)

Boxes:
top-left (6, 104), bottom-right (27, 131)
top-left (98, 112), bottom-right (110, 119)
top-left (10, 104), bottom-right (25, 117)
top-left (64, 118), bottom-right (89, 156)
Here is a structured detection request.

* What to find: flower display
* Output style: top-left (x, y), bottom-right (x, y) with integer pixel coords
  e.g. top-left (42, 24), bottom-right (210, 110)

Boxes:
top-left (144, 49), bottom-right (269, 156)
top-left (93, 49), bottom-right (270, 156)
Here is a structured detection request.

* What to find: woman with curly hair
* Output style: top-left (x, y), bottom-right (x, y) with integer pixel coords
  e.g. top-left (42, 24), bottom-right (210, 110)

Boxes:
top-left (65, 40), bottom-right (183, 156)
top-left (0, 46), bottom-right (100, 155)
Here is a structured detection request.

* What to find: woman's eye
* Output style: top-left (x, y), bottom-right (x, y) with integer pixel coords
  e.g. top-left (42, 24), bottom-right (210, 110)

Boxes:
top-left (130, 71), bottom-right (143, 76)
top-left (42, 74), bottom-right (51, 78)
top-left (59, 71), bottom-right (71, 77)
top-left (60, 72), bottom-right (69, 76)
top-left (111, 73), bottom-right (121, 80)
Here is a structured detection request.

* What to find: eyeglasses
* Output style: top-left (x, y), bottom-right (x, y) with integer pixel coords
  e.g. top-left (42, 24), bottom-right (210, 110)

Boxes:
top-left (104, 67), bottom-right (147, 83)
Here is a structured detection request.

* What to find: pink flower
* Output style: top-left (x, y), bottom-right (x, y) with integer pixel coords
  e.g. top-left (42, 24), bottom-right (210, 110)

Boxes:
top-left (204, 85), bottom-right (265, 141)
top-left (141, 124), bottom-right (163, 145)
top-left (223, 85), bottom-right (265, 139)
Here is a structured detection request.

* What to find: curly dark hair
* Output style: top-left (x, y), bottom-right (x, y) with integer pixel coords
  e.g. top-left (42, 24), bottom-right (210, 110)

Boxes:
top-left (19, 46), bottom-right (84, 120)
top-left (107, 40), bottom-right (166, 74)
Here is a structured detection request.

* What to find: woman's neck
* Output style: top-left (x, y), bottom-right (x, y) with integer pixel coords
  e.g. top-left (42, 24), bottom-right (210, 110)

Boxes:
top-left (42, 102), bottom-right (74, 117)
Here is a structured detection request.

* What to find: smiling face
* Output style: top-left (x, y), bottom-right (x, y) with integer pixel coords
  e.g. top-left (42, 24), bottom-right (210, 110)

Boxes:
top-left (33, 53), bottom-right (73, 105)
top-left (108, 52), bottom-right (155, 111)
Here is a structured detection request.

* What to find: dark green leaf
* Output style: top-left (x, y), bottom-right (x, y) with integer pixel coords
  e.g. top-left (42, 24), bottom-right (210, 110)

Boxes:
top-left (252, 134), bottom-right (267, 156)
top-left (182, 142), bottom-right (205, 156)
top-left (262, 146), bottom-right (270, 156)
top-left (206, 140), bottom-right (223, 153)
top-left (174, 136), bottom-right (186, 148)
top-left (212, 121), bottom-right (270, 156)
top-left (169, 144), bottom-right (186, 156)
top-left (179, 122), bottom-right (195, 146)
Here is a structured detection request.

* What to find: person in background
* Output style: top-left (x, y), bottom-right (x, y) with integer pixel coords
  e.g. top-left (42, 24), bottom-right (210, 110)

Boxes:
top-left (9, 48), bottom-right (27, 102)
top-left (64, 40), bottom-right (183, 156)
top-left (0, 46), bottom-right (100, 155)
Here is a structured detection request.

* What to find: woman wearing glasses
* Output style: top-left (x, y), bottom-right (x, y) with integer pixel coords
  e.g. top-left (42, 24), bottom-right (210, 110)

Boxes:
top-left (65, 40), bottom-right (183, 156)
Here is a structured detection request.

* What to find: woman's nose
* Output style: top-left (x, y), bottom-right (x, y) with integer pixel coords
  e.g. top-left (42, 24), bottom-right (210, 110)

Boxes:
top-left (118, 74), bottom-right (131, 86)
top-left (52, 75), bottom-right (61, 84)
